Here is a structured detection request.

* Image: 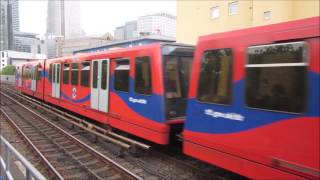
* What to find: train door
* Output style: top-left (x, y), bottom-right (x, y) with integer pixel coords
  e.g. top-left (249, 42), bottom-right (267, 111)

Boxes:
top-left (16, 66), bottom-right (22, 86)
top-left (31, 66), bottom-right (37, 91)
top-left (90, 59), bottom-right (109, 112)
top-left (52, 63), bottom-right (61, 98)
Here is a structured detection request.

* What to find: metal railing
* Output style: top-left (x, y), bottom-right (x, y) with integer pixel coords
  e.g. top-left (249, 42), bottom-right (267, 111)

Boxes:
top-left (0, 136), bottom-right (46, 180)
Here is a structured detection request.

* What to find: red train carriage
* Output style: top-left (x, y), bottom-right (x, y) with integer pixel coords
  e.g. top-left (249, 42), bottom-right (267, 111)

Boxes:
top-left (42, 43), bottom-right (193, 144)
top-left (17, 60), bottom-right (45, 100)
top-left (183, 17), bottom-right (320, 179)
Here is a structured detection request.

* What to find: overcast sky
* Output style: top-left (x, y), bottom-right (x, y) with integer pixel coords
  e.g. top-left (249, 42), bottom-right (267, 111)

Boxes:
top-left (19, 0), bottom-right (176, 36)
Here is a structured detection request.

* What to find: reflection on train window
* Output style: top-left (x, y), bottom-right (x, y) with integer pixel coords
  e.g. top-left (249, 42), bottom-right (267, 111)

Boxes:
top-left (92, 61), bottom-right (98, 88)
top-left (56, 64), bottom-right (60, 83)
top-left (197, 48), bottom-right (233, 104)
top-left (63, 63), bottom-right (70, 84)
top-left (135, 56), bottom-right (152, 95)
top-left (246, 42), bottom-right (307, 113)
top-left (49, 64), bottom-right (52, 82)
top-left (101, 60), bottom-right (108, 90)
top-left (81, 61), bottom-right (90, 87)
top-left (164, 57), bottom-right (182, 98)
top-left (71, 63), bottom-right (79, 85)
top-left (52, 65), bottom-right (56, 83)
top-left (37, 65), bottom-right (41, 81)
top-left (114, 59), bottom-right (130, 92)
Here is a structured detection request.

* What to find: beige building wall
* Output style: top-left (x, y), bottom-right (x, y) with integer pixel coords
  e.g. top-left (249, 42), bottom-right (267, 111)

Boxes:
top-left (177, 0), bottom-right (320, 44)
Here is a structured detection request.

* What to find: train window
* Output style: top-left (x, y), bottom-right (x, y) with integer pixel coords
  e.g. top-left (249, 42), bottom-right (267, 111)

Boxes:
top-left (71, 63), bottom-right (79, 85)
top-left (49, 64), bottom-right (52, 82)
top-left (37, 65), bottom-right (41, 81)
top-left (245, 42), bottom-right (307, 113)
top-left (57, 64), bottom-right (60, 83)
top-left (135, 56), bottom-right (152, 95)
top-left (164, 58), bottom-right (182, 98)
top-left (63, 63), bottom-right (70, 84)
top-left (92, 61), bottom-right (98, 88)
top-left (114, 59), bottom-right (130, 92)
top-left (81, 61), bottom-right (90, 87)
top-left (101, 60), bottom-right (108, 90)
top-left (197, 48), bottom-right (233, 104)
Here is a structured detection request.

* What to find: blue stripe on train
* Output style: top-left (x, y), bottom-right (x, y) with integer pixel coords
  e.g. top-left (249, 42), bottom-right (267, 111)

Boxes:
top-left (60, 92), bottom-right (91, 103)
top-left (184, 72), bottom-right (320, 134)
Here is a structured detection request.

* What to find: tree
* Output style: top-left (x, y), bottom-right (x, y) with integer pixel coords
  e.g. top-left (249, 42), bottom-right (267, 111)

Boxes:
top-left (0, 65), bottom-right (16, 75)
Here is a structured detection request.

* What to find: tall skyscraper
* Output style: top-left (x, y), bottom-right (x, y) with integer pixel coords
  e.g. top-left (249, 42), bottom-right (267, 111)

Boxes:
top-left (0, 0), bottom-right (19, 50)
top-left (46, 0), bottom-right (82, 39)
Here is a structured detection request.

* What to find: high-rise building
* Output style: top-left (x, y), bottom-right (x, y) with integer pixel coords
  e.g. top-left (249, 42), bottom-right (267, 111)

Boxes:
top-left (10, 0), bottom-right (19, 32)
top-left (137, 13), bottom-right (176, 38)
top-left (114, 21), bottom-right (138, 40)
top-left (177, 0), bottom-right (320, 44)
top-left (13, 32), bottom-right (46, 54)
top-left (114, 26), bottom-right (125, 40)
top-left (46, 0), bottom-right (82, 39)
top-left (0, 0), bottom-right (19, 51)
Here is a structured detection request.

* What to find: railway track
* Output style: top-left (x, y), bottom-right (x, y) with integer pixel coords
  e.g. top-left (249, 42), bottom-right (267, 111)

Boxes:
top-left (0, 91), bottom-right (142, 180)
top-left (1, 85), bottom-right (244, 179)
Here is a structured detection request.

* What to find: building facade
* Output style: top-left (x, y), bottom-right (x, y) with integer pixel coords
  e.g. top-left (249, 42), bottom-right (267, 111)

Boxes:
top-left (46, 0), bottom-right (82, 39)
top-left (114, 21), bottom-right (138, 40)
top-left (177, 0), bottom-right (320, 44)
top-left (0, 50), bottom-right (46, 70)
top-left (1, 0), bottom-right (19, 51)
top-left (137, 13), bottom-right (176, 38)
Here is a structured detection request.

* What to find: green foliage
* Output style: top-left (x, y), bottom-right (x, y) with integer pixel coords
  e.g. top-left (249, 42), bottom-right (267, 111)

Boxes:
top-left (0, 65), bottom-right (16, 75)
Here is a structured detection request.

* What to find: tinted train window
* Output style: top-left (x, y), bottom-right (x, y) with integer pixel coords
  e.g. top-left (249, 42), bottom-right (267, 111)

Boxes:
top-left (101, 60), bottom-right (108, 90)
top-left (63, 64), bottom-right (70, 84)
top-left (135, 56), bottom-right (152, 95)
top-left (245, 42), bottom-right (307, 113)
top-left (81, 61), bottom-right (90, 87)
top-left (114, 59), bottom-right (130, 92)
top-left (56, 64), bottom-right (60, 83)
top-left (37, 65), bottom-right (41, 81)
top-left (92, 61), bottom-right (98, 88)
top-left (49, 64), bottom-right (52, 82)
top-left (71, 63), bottom-right (79, 85)
top-left (197, 48), bottom-right (233, 104)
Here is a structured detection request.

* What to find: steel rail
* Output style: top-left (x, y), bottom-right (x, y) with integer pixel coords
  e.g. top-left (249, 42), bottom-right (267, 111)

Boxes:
top-left (5, 87), bottom-right (150, 150)
top-left (1, 91), bottom-right (143, 180)
top-left (0, 109), bottom-right (64, 180)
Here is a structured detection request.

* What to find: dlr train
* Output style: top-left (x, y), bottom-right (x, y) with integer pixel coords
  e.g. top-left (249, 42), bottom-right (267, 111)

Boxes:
top-left (15, 17), bottom-right (319, 179)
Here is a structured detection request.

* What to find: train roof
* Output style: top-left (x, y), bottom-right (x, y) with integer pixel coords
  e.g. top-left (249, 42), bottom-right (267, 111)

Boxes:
top-left (46, 42), bottom-right (194, 63)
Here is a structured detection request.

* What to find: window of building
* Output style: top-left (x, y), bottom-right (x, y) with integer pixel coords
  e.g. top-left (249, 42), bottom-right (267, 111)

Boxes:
top-left (264, 11), bottom-right (271, 20)
top-left (63, 63), bottom-right (70, 84)
top-left (245, 42), bottom-right (307, 113)
top-left (71, 63), bottom-right (79, 85)
top-left (135, 56), bottom-right (152, 95)
top-left (197, 48), bottom-right (233, 104)
top-left (114, 59), bottom-right (130, 92)
top-left (210, 6), bottom-right (220, 19)
top-left (228, 1), bottom-right (238, 15)
top-left (81, 61), bottom-right (90, 87)
top-left (1, 52), bottom-right (4, 58)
